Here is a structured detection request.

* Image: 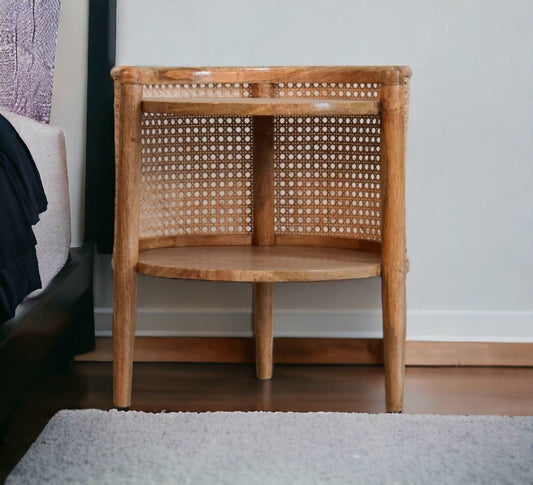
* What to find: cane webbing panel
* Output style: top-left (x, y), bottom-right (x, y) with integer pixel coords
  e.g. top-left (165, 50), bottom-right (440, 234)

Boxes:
top-left (137, 74), bottom-right (411, 244)
top-left (273, 115), bottom-right (382, 241)
top-left (139, 113), bottom-right (253, 238)
top-left (143, 83), bottom-right (252, 99)
top-left (139, 112), bottom-right (383, 242)
top-left (273, 79), bottom-right (409, 141)
top-left (273, 82), bottom-right (381, 100)
top-left (272, 82), bottom-right (383, 241)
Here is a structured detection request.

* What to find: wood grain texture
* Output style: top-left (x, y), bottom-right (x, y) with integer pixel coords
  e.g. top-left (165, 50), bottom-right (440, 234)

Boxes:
top-left (380, 83), bottom-right (407, 413)
top-left (136, 246), bottom-right (381, 282)
top-left (275, 235), bottom-right (381, 252)
top-left (142, 98), bottom-right (379, 116)
top-left (111, 65), bottom-right (412, 85)
top-left (79, 338), bottom-right (381, 364)
top-left (253, 283), bottom-right (274, 379)
top-left (112, 83), bottom-right (142, 409)
top-left (78, 338), bottom-right (533, 367)
top-left (251, 82), bottom-right (274, 98)
top-left (139, 235), bottom-right (252, 251)
top-left (406, 341), bottom-right (533, 367)
top-left (252, 115), bottom-right (275, 245)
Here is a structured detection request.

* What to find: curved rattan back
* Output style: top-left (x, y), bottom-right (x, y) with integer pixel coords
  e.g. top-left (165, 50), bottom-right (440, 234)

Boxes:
top-left (112, 66), bottom-right (411, 252)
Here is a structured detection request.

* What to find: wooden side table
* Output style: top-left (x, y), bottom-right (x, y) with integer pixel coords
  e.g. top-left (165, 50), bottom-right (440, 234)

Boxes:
top-left (111, 66), bottom-right (411, 412)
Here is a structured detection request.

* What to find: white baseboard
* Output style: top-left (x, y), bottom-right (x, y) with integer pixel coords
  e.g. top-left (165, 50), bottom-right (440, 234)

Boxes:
top-left (94, 307), bottom-right (533, 342)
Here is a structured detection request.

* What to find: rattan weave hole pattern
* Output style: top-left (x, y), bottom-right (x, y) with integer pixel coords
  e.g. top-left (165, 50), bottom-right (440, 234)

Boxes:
top-left (273, 82), bottom-right (381, 99)
top-left (139, 113), bottom-right (254, 238)
top-left (143, 83), bottom-right (252, 99)
top-left (273, 115), bottom-right (382, 240)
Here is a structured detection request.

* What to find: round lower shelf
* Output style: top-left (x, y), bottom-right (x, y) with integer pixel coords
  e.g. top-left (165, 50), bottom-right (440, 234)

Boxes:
top-left (136, 245), bottom-right (381, 282)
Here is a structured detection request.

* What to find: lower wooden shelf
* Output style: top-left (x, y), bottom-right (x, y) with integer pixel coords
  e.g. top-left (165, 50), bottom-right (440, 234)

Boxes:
top-left (136, 245), bottom-right (381, 282)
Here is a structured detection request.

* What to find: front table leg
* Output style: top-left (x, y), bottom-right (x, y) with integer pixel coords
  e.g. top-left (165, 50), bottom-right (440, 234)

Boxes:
top-left (113, 270), bottom-right (137, 409)
top-left (112, 82), bottom-right (142, 409)
top-left (382, 270), bottom-right (406, 413)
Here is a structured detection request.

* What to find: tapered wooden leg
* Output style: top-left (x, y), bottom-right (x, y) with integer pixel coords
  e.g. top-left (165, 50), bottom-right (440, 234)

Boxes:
top-left (381, 79), bottom-right (407, 413)
top-left (382, 271), bottom-right (406, 412)
top-left (112, 82), bottom-right (142, 409)
top-left (113, 269), bottom-right (137, 409)
top-left (257, 380), bottom-right (272, 411)
top-left (253, 282), bottom-right (274, 379)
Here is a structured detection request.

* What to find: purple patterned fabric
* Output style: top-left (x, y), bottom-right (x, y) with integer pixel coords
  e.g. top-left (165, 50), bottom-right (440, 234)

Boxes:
top-left (0, 0), bottom-right (61, 123)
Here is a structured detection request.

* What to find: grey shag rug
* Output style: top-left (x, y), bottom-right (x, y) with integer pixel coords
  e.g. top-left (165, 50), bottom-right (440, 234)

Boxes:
top-left (7, 410), bottom-right (533, 484)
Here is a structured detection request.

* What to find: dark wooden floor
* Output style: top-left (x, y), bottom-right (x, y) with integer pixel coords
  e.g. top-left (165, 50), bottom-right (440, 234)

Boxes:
top-left (2, 362), bottom-right (533, 481)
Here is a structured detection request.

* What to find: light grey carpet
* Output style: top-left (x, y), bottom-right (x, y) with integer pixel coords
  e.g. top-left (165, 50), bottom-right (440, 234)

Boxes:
top-left (7, 410), bottom-right (533, 485)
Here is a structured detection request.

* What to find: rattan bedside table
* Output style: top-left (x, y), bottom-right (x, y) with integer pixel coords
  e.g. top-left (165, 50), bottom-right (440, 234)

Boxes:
top-left (111, 66), bottom-right (411, 412)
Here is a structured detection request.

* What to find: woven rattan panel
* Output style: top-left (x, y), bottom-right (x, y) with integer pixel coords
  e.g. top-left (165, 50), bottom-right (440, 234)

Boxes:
top-left (143, 83), bottom-right (252, 98)
top-left (273, 82), bottom-right (381, 100)
top-left (273, 115), bottom-right (382, 241)
top-left (138, 79), bottom-right (408, 243)
top-left (139, 113), bottom-right (253, 239)
top-left (273, 79), bottom-right (409, 144)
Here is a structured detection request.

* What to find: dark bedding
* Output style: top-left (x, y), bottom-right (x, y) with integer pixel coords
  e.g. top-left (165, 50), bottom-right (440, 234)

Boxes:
top-left (0, 113), bottom-right (48, 323)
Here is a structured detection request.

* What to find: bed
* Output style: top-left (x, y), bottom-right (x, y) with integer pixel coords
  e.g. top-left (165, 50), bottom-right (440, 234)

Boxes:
top-left (0, 111), bottom-right (95, 432)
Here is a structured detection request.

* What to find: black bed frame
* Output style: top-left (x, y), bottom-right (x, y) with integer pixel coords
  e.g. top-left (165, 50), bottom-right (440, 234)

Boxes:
top-left (0, 245), bottom-right (95, 431)
top-left (0, 0), bottom-right (107, 441)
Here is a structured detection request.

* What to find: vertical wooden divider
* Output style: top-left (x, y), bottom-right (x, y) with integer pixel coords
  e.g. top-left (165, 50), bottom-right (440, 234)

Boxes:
top-left (252, 83), bottom-right (275, 245)
top-left (251, 82), bottom-right (275, 379)
top-left (380, 81), bottom-right (407, 413)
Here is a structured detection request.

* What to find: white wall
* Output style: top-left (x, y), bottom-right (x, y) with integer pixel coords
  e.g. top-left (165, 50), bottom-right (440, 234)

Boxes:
top-left (60, 0), bottom-right (533, 341)
top-left (50, 0), bottom-right (88, 246)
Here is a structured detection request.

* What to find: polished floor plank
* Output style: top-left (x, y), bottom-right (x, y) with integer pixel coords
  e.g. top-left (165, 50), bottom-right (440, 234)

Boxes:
top-left (1, 363), bottom-right (533, 481)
